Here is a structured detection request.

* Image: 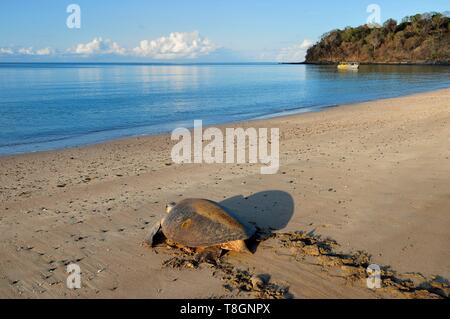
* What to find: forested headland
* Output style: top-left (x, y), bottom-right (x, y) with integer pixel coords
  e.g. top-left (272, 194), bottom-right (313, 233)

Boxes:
top-left (305, 12), bottom-right (450, 64)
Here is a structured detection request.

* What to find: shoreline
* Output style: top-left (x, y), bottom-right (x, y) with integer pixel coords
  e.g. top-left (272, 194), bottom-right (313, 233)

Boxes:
top-left (1, 88), bottom-right (449, 298)
top-left (2, 86), bottom-right (450, 159)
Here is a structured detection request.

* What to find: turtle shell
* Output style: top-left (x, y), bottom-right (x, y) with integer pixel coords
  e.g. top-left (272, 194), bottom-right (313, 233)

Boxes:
top-left (161, 198), bottom-right (254, 247)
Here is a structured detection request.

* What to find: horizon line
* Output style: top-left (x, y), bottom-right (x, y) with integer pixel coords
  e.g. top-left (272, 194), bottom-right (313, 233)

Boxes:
top-left (0, 61), bottom-right (292, 65)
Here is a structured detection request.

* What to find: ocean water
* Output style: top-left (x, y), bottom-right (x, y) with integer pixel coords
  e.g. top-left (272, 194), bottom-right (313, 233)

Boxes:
top-left (0, 63), bottom-right (449, 156)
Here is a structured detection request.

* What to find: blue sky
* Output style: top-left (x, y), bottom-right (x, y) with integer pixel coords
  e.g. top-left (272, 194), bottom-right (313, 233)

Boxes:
top-left (0, 0), bottom-right (448, 62)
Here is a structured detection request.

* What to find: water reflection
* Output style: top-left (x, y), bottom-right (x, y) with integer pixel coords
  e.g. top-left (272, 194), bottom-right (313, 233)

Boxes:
top-left (138, 65), bottom-right (209, 92)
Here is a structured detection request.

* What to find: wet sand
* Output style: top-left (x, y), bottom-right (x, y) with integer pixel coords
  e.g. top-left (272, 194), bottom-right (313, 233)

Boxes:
top-left (0, 88), bottom-right (449, 298)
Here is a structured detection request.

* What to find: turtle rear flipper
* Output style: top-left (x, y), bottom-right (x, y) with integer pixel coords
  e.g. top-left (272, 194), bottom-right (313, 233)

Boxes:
top-left (144, 219), bottom-right (165, 247)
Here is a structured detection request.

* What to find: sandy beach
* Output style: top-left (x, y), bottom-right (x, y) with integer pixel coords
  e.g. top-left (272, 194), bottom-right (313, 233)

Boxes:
top-left (0, 88), bottom-right (449, 298)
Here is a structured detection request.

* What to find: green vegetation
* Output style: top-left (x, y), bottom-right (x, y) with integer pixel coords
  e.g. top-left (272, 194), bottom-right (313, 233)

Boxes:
top-left (305, 12), bottom-right (450, 64)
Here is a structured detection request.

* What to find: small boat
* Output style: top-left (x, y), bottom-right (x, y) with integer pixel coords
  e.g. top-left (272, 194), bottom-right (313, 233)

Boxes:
top-left (337, 62), bottom-right (360, 70)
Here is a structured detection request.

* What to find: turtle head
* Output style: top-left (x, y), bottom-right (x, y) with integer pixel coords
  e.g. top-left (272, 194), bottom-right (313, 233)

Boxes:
top-left (165, 202), bottom-right (176, 214)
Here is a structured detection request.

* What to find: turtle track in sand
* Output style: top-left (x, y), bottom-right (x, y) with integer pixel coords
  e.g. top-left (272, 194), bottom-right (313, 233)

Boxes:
top-left (160, 245), bottom-right (292, 299)
top-left (276, 231), bottom-right (450, 299)
top-left (150, 230), bottom-right (450, 299)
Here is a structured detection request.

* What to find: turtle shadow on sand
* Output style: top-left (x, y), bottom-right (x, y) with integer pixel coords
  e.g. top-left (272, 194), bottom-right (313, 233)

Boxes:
top-left (219, 190), bottom-right (295, 253)
top-left (220, 190), bottom-right (294, 231)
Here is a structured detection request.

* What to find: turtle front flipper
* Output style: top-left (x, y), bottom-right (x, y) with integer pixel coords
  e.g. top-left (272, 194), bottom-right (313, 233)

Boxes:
top-left (144, 219), bottom-right (165, 247)
top-left (220, 240), bottom-right (252, 254)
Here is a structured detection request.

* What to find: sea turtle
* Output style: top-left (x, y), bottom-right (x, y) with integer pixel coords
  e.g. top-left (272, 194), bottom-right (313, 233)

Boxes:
top-left (145, 198), bottom-right (255, 253)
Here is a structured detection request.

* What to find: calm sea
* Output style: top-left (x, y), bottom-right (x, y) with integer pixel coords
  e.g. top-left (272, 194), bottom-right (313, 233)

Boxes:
top-left (1, 63), bottom-right (449, 155)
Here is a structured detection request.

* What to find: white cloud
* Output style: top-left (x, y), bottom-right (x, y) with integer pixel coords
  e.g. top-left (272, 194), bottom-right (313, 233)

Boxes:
top-left (1, 32), bottom-right (217, 60)
top-left (0, 48), bottom-right (14, 55)
top-left (277, 39), bottom-right (313, 62)
top-left (0, 46), bottom-right (53, 56)
top-left (36, 47), bottom-right (53, 56)
top-left (18, 47), bottom-right (34, 55)
top-left (69, 37), bottom-right (126, 56)
top-left (133, 31), bottom-right (217, 59)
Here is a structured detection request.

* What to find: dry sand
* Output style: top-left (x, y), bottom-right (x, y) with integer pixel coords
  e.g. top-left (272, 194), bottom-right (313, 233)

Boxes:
top-left (0, 88), bottom-right (449, 298)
